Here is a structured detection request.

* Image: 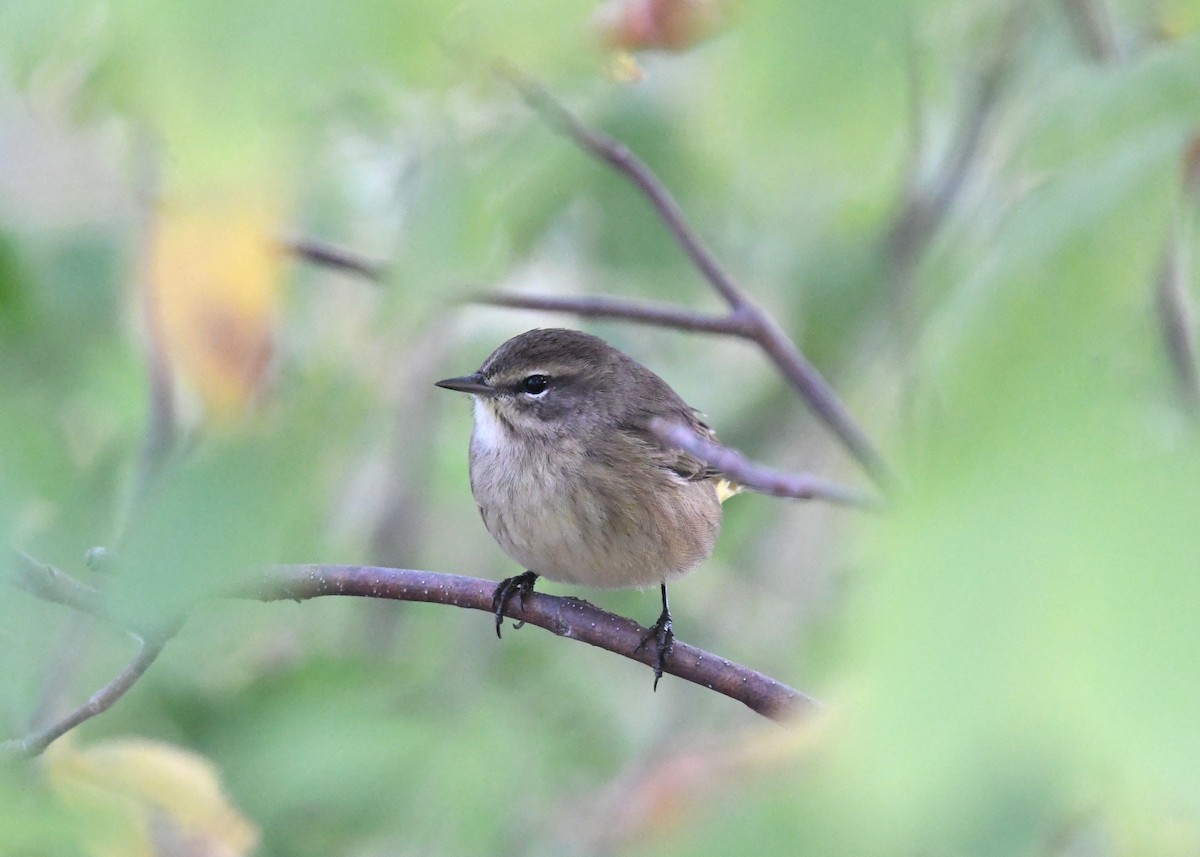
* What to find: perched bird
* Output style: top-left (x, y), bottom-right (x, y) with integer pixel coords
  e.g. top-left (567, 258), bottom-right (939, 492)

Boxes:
top-left (436, 328), bottom-right (727, 688)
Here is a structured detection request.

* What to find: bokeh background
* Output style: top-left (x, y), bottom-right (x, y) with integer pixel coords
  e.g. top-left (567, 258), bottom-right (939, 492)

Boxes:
top-left (3, 0), bottom-right (1200, 854)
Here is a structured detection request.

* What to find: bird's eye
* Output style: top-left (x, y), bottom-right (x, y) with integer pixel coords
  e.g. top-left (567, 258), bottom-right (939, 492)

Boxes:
top-left (521, 374), bottom-right (549, 395)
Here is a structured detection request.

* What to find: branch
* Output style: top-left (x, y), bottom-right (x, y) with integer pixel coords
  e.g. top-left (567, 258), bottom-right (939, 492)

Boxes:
top-left (498, 63), bottom-right (743, 309)
top-left (6, 557), bottom-right (818, 753)
top-left (492, 64), bottom-right (894, 492)
top-left (258, 565), bottom-right (816, 722)
top-left (648, 419), bottom-right (885, 510)
top-left (282, 236), bottom-right (388, 283)
top-left (472, 292), bottom-right (752, 336)
top-left (2, 630), bottom-right (175, 759)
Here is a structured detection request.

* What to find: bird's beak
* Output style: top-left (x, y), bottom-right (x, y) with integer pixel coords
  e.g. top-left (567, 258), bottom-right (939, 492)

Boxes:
top-left (435, 372), bottom-right (494, 396)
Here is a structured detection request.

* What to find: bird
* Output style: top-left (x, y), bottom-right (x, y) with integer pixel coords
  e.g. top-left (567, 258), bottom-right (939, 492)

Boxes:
top-left (436, 328), bottom-right (729, 688)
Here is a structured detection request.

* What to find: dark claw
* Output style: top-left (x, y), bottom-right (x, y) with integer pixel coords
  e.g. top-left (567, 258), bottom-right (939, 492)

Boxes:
top-left (635, 608), bottom-right (674, 691)
top-left (491, 571), bottom-right (539, 638)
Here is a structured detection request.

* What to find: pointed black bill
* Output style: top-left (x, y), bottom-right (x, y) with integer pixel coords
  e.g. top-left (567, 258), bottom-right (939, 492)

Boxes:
top-left (435, 372), bottom-right (493, 395)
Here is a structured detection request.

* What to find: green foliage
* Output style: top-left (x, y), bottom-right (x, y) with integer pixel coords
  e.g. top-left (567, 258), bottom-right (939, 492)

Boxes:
top-left (3, 0), bottom-right (1200, 855)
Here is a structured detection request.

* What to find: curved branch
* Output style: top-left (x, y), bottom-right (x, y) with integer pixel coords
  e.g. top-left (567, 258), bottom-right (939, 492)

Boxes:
top-left (258, 565), bottom-right (816, 722)
top-left (648, 419), bottom-right (885, 510)
top-left (6, 556), bottom-right (817, 754)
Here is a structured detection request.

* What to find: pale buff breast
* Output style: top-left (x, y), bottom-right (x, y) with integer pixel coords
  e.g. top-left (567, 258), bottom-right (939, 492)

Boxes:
top-left (469, 409), bottom-right (721, 589)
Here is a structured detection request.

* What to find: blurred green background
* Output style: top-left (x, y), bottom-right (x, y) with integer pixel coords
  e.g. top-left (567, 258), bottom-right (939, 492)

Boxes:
top-left (3, 0), bottom-right (1200, 854)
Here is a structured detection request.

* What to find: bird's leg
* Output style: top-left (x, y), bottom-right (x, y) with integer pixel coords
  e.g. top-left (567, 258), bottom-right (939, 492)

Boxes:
top-left (491, 571), bottom-right (539, 638)
top-left (635, 583), bottom-right (674, 691)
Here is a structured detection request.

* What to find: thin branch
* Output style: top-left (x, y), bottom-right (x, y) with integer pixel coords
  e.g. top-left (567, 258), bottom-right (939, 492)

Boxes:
top-left (497, 62), bottom-right (743, 310)
top-left (2, 630), bottom-right (175, 759)
top-left (258, 565), bottom-right (816, 722)
top-left (472, 291), bottom-right (753, 336)
top-left (282, 236), bottom-right (388, 283)
top-left (493, 63), bottom-right (894, 492)
top-left (648, 418), bottom-right (885, 510)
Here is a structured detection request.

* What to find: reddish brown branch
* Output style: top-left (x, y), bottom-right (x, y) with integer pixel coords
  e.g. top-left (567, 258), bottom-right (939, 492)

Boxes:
top-left (494, 64), bottom-right (894, 491)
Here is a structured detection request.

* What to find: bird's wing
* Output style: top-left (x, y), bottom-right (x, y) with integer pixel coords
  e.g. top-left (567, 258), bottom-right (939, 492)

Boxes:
top-left (619, 406), bottom-right (721, 483)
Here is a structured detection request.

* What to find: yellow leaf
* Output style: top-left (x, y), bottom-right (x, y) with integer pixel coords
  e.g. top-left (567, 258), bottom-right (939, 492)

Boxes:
top-left (44, 736), bottom-right (259, 857)
top-left (148, 193), bottom-right (284, 425)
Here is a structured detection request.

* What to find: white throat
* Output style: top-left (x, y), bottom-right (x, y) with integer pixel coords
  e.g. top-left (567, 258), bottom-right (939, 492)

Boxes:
top-left (471, 397), bottom-right (509, 451)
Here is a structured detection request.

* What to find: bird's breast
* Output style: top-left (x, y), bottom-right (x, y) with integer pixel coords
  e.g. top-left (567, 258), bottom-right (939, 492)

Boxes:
top-left (468, 430), bottom-right (721, 589)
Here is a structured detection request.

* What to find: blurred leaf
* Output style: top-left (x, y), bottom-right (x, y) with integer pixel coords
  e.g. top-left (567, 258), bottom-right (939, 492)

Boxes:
top-left (0, 759), bottom-right (86, 856)
top-left (43, 736), bottom-right (259, 857)
top-left (111, 422), bottom-right (324, 628)
top-left (150, 194), bottom-right (283, 422)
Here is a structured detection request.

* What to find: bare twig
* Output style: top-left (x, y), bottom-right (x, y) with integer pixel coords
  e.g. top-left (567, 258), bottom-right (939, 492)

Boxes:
top-left (2, 629), bottom-right (175, 759)
top-left (473, 292), bottom-right (751, 336)
top-left (492, 63), bottom-right (894, 491)
top-left (648, 419), bottom-right (884, 510)
top-left (282, 236), bottom-right (388, 283)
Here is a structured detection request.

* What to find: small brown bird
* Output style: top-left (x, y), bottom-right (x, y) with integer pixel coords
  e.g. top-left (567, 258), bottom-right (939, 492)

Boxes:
top-left (436, 328), bottom-right (725, 687)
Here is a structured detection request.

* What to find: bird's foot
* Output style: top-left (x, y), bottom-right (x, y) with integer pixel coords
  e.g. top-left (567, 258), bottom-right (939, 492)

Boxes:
top-left (635, 607), bottom-right (674, 691)
top-left (491, 571), bottom-right (539, 638)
